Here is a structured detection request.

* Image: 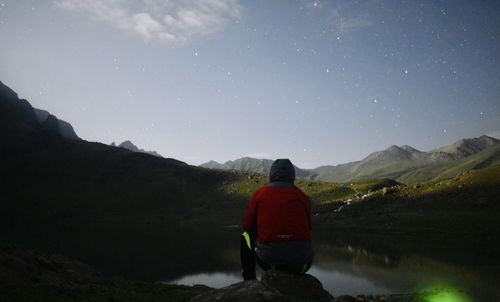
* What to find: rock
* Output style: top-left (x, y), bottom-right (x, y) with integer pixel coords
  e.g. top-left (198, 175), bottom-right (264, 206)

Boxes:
top-left (189, 279), bottom-right (288, 302)
top-left (189, 270), bottom-right (334, 302)
top-left (261, 270), bottom-right (334, 301)
top-left (370, 180), bottom-right (400, 193)
top-left (382, 187), bottom-right (395, 195)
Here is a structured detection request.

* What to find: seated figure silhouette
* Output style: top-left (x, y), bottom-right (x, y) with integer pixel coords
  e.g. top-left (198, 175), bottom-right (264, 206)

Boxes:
top-left (240, 159), bottom-right (314, 280)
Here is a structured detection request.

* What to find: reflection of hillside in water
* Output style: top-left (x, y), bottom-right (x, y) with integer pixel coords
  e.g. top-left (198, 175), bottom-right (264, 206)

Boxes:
top-left (162, 232), bottom-right (499, 300)
top-left (315, 244), bottom-right (400, 268)
top-left (314, 243), bottom-right (500, 300)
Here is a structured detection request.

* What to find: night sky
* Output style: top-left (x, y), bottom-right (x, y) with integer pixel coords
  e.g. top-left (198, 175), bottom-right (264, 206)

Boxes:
top-left (1, 0), bottom-right (499, 168)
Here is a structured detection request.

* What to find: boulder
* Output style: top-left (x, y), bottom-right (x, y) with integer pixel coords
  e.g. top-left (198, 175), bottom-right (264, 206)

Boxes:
top-left (261, 269), bottom-right (334, 301)
top-left (189, 270), bottom-right (334, 302)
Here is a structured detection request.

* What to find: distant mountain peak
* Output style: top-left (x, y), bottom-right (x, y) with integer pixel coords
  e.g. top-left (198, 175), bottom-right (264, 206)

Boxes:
top-left (386, 145), bottom-right (401, 151)
top-left (118, 140), bottom-right (138, 151)
top-left (432, 135), bottom-right (500, 159)
top-left (400, 145), bottom-right (422, 153)
top-left (382, 144), bottom-right (421, 154)
top-left (115, 140), bottom-right (163, 157)
top-left (200, 157), bottom-right (312, 178)
top-left (200, 135), bottom-right (500, 183)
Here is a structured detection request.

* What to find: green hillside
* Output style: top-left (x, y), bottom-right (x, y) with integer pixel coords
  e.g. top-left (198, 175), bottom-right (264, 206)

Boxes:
top-left (315, 164), bottom-right (500, 263)
top-left (398, 144), bottom-right (500, 183)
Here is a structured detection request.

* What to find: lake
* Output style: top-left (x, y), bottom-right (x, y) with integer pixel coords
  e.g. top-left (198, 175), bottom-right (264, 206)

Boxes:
top-left (15, 224), bottom-right (498, 301)
top-left (166, 238), bottom-right (500, 301)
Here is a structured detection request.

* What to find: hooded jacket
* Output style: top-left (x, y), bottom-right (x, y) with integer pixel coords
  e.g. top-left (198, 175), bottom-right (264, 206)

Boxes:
top-left (242, 159), bottom-right (312, 243)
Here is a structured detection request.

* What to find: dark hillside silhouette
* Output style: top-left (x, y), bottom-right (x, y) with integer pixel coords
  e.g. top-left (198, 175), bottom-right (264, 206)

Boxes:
top-left (0, 81), bottom-right (247, 279)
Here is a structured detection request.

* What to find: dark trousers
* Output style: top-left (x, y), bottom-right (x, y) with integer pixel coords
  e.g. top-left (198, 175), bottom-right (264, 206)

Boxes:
top-left (240, 233), bottom-right (312, 280)
top-left (240, 232), bottom-right (258, 280)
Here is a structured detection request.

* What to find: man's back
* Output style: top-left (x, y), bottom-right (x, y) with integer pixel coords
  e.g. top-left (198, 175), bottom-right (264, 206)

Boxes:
top-left (243, 185), bottom-right (311, 243)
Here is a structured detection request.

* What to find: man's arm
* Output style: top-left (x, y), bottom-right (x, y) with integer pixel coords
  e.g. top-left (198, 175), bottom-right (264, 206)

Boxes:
top-left (305, 195), bottom-right (312, 232)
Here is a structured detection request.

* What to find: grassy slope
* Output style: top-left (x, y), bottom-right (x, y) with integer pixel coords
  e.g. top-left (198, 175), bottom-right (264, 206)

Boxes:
top-left (310, 144), bottom-right (500, 184)
top-left (314, 165), bottom-right (500, 268)
top-left (398, 144), bottom-right (500, 183)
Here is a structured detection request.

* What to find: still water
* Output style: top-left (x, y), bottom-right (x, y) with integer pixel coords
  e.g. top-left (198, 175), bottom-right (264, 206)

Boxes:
top-left (167, 243), bottom-right (499, 301)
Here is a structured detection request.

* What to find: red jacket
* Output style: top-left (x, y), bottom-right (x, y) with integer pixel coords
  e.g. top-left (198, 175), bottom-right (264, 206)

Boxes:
top-left (242, 185), bottom-right (311, 243)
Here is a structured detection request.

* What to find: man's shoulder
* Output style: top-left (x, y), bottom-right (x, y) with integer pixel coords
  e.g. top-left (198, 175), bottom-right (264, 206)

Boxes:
top-left (252, 186), bottom-right (271, 197)
top-left (257, 185), bottom-right (308, 197)
top-left (292, 186), bottom-right (308, 196)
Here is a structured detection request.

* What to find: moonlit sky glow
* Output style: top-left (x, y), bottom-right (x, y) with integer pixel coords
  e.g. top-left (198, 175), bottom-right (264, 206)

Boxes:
top-left (1, 0), bottom-right (499, 168)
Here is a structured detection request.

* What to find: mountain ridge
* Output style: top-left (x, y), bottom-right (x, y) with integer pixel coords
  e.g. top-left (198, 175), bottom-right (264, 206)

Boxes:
top-left (201, 135), bottom-right (500, 183)
top-left (0, 81), bottom-right (80, 141)
top-left (111, 140), bottom-right (163, 157)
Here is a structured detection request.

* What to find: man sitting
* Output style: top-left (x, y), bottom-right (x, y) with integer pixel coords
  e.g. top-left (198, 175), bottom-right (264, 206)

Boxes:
top-left (240, 159), bottom-right (314, 280)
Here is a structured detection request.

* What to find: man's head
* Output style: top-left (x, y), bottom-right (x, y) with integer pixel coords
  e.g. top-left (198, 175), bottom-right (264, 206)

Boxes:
top-left (269, 159), bottom-right (295, 185)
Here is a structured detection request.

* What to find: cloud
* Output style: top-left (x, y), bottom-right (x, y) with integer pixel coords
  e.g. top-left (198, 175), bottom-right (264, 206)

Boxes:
top-left (54, 0), bottom-right (241, 44)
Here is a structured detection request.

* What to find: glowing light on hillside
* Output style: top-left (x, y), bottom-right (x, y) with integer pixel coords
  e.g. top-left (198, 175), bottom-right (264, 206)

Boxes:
top-left (422, 288), bottom-right (470, 302)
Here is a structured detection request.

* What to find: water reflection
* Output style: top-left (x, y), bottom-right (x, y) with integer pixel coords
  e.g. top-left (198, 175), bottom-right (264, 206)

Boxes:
top-left (305, 266), bottom-right (392, 296)
top-left (170, 272), bottom-right (241, 288)
top-left (166, 242), bottom-right (500, 301)
top-left (168, 265), bottom-right (393, 296)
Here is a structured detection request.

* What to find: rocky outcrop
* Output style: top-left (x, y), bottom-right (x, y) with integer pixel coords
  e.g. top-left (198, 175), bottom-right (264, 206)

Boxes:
top-left (114, 140), bottom-right (163, 157)
top-left (189, 270), bottom-right (334, 302)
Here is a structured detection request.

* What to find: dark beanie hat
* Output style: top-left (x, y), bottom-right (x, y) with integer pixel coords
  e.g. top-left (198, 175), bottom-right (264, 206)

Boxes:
top-left (269, 159), bottom-right (295, 184)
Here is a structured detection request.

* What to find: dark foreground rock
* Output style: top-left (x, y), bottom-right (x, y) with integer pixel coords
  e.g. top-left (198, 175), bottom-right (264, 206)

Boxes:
top-left (189, 270), bottom-right (333, 302)
top-left (189, 269), bottom-right (422, 302)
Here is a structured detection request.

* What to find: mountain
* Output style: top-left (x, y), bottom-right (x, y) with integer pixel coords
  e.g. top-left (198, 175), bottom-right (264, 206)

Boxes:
top-left (430, 135), bottom-right (499, 159)
top-left (398, 144), bottom-right (500, 183)
top-left (201, 136), bottom-right (500, 183)
top-left (310, 136), bottom-right (500, 182)
top-left (34, 108), bottom-right (79, 140)
top-left (201, 157), bottom-right (274, 174)
top-left (112, 140), bottom-right (163, 157)
top-left (201, 160), bottom-right (225, 170)
top-left (0, 81), bottom-right (79, 141)
top-left (200, 157), bottom-right (313, 178)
